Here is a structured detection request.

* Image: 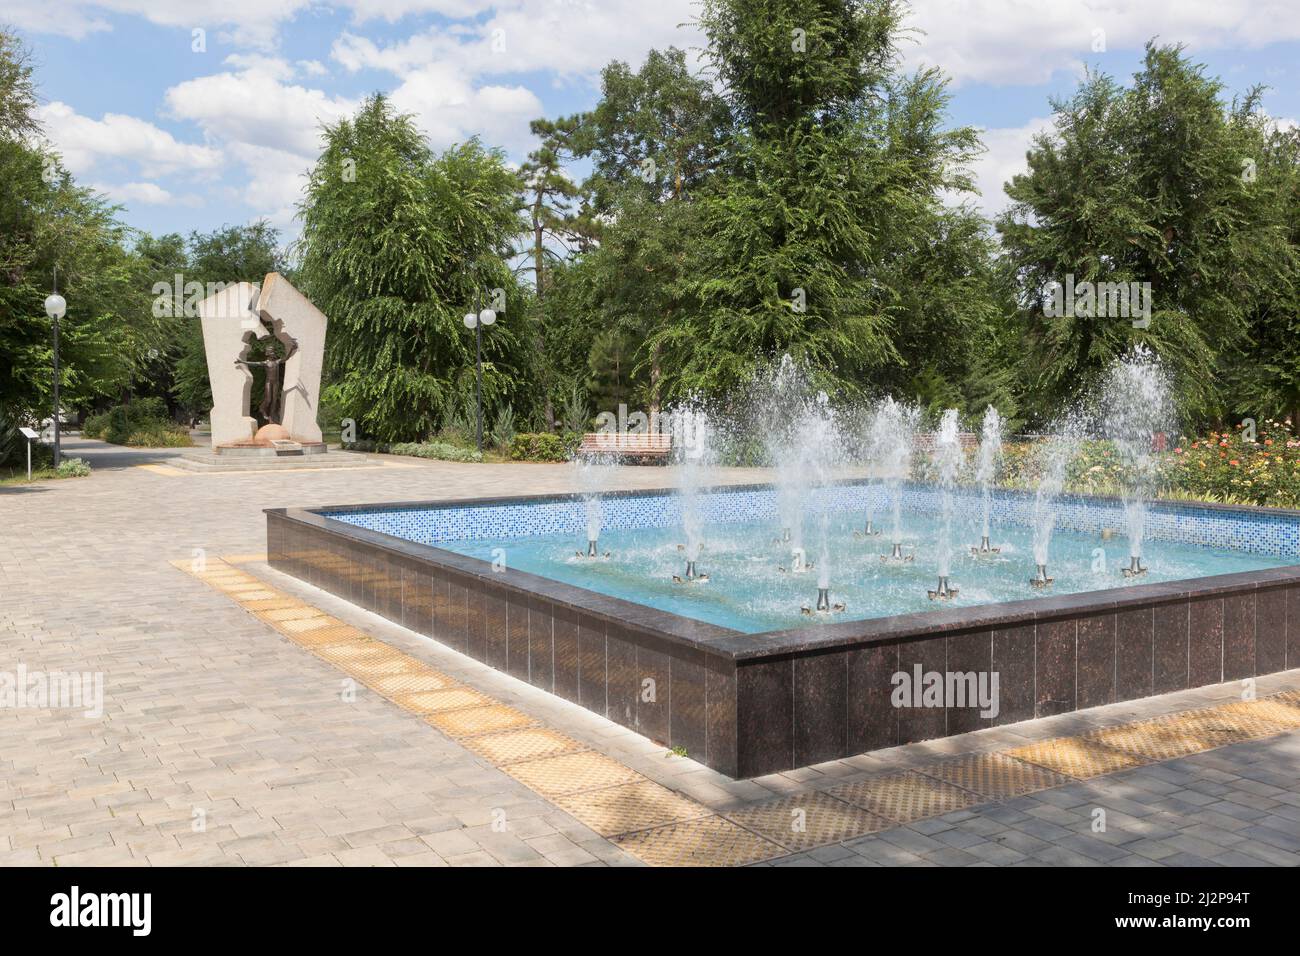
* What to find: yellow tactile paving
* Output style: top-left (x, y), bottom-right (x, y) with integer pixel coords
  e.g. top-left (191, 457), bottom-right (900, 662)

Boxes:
top-left (426, 705), bottom-right (537, 738)
top-left (554, 781), bottom-right (710, 837)
top-left (1006, 736), bottom-right (1148, 779)
top-left (828, 770), bottom-right (982, 823)
top-left (920, 752), bottom-right (1070, 800)
top-left (176, 553), bottom-right (1300, 866)
top-left (1082, 717), bottom-right (1213, 762)
top-left (463, 727), bottom-right (587, 764)
top-left (1271, 689), bottom-right (1300, 708)
top-left (722, 791), bottom-right (891, 851)
top-left (393, 687), bottom-right (492, 715)
top-left (1170, 707), bottom-right (1290, 746)
top-left (505, 751), bottom-right (642, 797)
top-left (613, 815), bottom-right (783, 867)
top-left (364, 671), bottom-right (455, 696)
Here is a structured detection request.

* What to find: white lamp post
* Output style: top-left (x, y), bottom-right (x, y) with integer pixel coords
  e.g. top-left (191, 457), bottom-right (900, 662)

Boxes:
top-left (45, 283), bottom-right (67, 468)
top-left (463, 297), bottom-right (497, 453)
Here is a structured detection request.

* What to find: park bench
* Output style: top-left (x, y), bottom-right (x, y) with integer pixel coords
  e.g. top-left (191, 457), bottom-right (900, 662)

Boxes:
top-left (577, 431), bottom-right (673, 462)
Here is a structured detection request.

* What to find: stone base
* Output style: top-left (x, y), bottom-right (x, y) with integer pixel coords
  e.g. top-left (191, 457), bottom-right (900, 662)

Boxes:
top-left (172, 449), bottom-right (371, 472)
top-left (214, 441), bottom-right (329, 458)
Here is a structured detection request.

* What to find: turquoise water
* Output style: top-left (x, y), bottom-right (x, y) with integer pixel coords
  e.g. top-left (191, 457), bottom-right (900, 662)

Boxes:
top-left (438, 511), bottom-right (1294, 634)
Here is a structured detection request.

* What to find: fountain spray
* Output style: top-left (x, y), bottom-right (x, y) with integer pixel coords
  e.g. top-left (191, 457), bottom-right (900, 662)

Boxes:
top-left (972, 405), bottom-right (1004, 555)
top-left (802, 512), bottom-right (845, 615)
top-left (1103, 346), bottom-right (1173, 578)
top-left (872, 397), bottom-right (918, 562)
top-left (574, 453), bottom-right (612, 559)
top-left (927, 409), bottom-right (964, 601)
top-left (1029, 427), bottom-right (1078, 587)
top-left (671, 404), bottom-right (711, 584)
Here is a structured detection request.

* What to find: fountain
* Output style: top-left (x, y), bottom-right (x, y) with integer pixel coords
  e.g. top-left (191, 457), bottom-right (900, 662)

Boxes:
top-left (971, 405), bottom-right (1004, 555)
top-left (573, 451), bottom-right (614, 559)
top-left (927, 409), bottom-right (964, 600)
top-left (1103, 346), bottom-right (1173, 578)
top-left (1028, 427), bottom-right (1078, 587)
top-left (872, 397), bottom-right (919, 562)
top-left (801, 512), bottom-right (846, 614)
top-left (671, 404), bottom-right (711, 584)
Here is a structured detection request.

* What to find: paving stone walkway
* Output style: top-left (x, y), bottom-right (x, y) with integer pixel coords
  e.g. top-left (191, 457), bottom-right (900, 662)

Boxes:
top-left (1, 437), bottom-right (1297, 866)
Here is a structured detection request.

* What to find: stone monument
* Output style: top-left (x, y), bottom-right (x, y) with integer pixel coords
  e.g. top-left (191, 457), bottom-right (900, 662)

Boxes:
top-left (196, 273), bottom-right (328, 455)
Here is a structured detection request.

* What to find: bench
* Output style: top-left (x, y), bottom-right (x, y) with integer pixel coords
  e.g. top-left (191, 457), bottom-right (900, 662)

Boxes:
top-left (578, 432), bottom-right (673, 462)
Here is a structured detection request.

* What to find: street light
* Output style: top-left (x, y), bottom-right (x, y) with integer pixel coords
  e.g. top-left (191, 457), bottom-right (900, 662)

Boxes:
top-left (463, 294), bottom-right (497, 453)
top-left (45, 278), bottom-right (66, 469)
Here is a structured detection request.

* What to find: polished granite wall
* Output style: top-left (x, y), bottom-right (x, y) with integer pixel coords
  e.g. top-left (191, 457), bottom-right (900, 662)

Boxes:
top-left (269, 509), bottom-right (1300, 778)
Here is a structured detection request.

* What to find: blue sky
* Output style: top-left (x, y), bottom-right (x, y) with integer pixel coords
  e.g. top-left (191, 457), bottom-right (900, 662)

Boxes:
top-left (10, 1), bottom-right (1299, 246)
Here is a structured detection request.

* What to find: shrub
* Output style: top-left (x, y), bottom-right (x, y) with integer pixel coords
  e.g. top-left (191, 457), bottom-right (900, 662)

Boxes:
top-left (386, 441), bottom-right (482, 463)
top-left (56, 457), bottom-right (91, 478)
top-left (83, 400), bottom-right (189, 446)
top-left (490, 404), bottom-right (516, 451)
top-left (509, 432), bottom-right (569, 462)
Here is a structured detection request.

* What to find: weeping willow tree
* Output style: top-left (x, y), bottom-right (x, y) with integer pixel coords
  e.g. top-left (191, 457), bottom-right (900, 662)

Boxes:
top-left (296, 94), bottom-right (534, 442)
top-left (998, 43), bottom-right (1300, 426)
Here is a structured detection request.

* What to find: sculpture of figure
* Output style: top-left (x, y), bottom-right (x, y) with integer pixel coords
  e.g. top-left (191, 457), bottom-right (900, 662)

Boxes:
top-left (234, 338), bottom-right (298, 425)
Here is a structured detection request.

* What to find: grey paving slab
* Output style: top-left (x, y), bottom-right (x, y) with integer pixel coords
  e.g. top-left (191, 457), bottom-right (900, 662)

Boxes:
top-left (2, 436), bottom-right (1298, 866)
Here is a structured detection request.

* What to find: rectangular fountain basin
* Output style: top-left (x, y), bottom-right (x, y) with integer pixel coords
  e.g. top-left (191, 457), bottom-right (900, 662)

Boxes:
top-left (267, 481), bottom-right (1300, 777)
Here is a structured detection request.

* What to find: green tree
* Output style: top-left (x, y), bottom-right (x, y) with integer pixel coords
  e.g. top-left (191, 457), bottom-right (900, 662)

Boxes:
top-left (997, 43), bottom-right (1298, 424)
top-left (296, 95), bottom-right (531, 442)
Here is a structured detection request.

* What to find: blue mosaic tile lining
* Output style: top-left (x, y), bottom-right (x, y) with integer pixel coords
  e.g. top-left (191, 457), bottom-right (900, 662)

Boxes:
top-left (324, 484), bottom-right (1300, 559)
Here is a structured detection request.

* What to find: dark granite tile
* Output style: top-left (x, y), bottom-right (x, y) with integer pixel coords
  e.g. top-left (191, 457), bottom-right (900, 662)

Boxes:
top-left (1222, 591), bottom-right (1255, 681)
top-left (1289, 586), bottom-right (1300, 670)
top-left (443, 576), bottom-right (468, 654)
top-left (355, 547), bottom-right (378, 613)
top-left (1115, 606), bottom-right (1153, 702)
top-left (379, 552), bottom-right (403, 622)
top-left (793, 649), bottom-right (847, 765)
top-left (896, 635), bottom-right (946, 744)
top-left (1255, 586), bottom-right (1287, 675)
top-left (1188, 596), bottom-right (1224, 687)
top-left (527, 596), bottom-right (554, 692)
top-left (482, 586), bottom-right (507, 670)
top-left (670, 646), bottom-right (707, 762)
top-left (1076, 614), bottom-right (1116, 710)
top-left (401, 562), bottom-right (433, 637)
top-left (266, 515), bottom-right (285, 570)
top-left (506, 594), bottom-right (530, 682)
top-left (705, 654), bottom-right (738, 778)
top-left (577, 613), bottom-right (606, 714)
top-left (465, 585), bottom-right (486, 662)
top-left (992, 624), bottom-right (1035, 726)
top-left (945, 630), bottom-right (993, 735)
top-left (847, 641), bottom-right (898, 751)
top-left (605, 624), bottom-right (638, 727)
top-left (737, 657), bottom-right (793, 778)
top-left (1035, 619), bottom-right (1076, 717)
top-left (1153, 601), bottom-right (1189, 694)
top-left (552, 604), bottom-right (580, 703)
top-left (429, 570), bottom-right (450, 644)
top-left (634, 632), bottom-right (671, 745)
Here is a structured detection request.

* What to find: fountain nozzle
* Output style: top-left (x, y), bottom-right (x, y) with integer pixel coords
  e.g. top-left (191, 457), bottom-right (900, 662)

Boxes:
top-left (859, 518), bottom-right (879, 537)
top-left (673, 559), bottom-right (708, 585)
top-left (971, 535), bottom-right (1001, 555)
top-left (801, 586), bottom-right (845, 616)
top-left (882, 542), bottom-right (914, 563)
top-left (928, 576), bottom-right (959, 601)
top-left (1122, 555), bottom-right (1147, 578)
top-left (1030, 563), bottom-right (1054, 588)
top-left (587, 539), bottom-right (598, 557)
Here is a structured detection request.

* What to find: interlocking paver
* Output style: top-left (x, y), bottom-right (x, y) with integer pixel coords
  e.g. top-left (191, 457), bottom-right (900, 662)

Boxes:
top-left (3, 436), bottom-right (1298, 867)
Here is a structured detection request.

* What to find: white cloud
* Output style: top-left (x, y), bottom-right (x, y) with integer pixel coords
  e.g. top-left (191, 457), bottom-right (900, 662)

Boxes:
top-left (5, 0), bottom-right (312, 48)
top-left (35, 101), bottom-right (223, 177)
top-left (944, 116), bottom-right (1054, 220)
top-left (91, 180), bottom-right (202, 206)
top-left (904, 0), bottom-right (1300, 88)
top-left (164, 60), bottom-right (359, 156)
top-left (389, 64), bottom-right (544, 153)
top-left (331, 0), bottom-right (705, 79)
